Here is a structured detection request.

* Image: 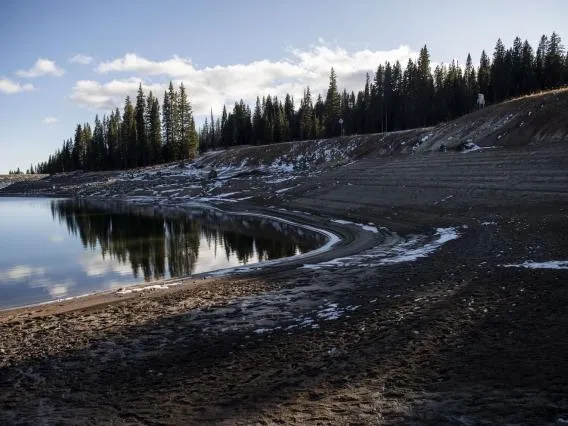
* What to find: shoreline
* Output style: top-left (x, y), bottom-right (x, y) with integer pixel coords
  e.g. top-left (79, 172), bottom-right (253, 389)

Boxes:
top-left (0, 199), bottom-right (383, 318)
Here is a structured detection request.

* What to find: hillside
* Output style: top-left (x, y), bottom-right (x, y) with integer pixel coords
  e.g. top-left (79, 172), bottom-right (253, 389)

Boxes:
top-left (2, 88), bottom-right (568, 202)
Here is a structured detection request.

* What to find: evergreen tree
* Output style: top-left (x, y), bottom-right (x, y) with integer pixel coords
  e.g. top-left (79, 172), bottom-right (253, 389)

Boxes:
top-left (72, 124), bottom-right (85, 169)
top-left (415, 45), bottom-right (435, 125)
top-left (162, 88), bottom-right (173, 162)
top-left (464, 54), bottom-right (478, 112)
top-left (491, 38), bottom-right (510, 102)
top-left (150, 97), bottom-right (162, 163)
top-left (177, 82), bottom-right (194, 159)
top-left (544, 32), bottom-right (565, 89)
top-left (122, 96), bottom-right (136, 169)
top-left (210, 109), bottom-right (216, 150)
top-left (144, 91), bottom-right (154, 164)
top-left (284, 94), bottom-right (295, 140)
top-left (520, 40), bottom-right (536, 94)
top-left (252, 96), bottom-right (263, 144)
top-left (135, 83), bottom-right (146, 166)
top-left (324, 68), bottom-right (341, 136)
top-left (535, 34), bottom-right (548, 89)
top-left (478, 50), bottom-right (491, 103)
top-left (509, 36), bottom-right (523, 97)
top-left (299, 87), bottom-right (314, 140)
top-left (221, 105), bottom-right (229, 148)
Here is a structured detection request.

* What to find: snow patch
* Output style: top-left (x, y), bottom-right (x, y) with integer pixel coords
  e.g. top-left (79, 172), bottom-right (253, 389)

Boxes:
top-left (304, 227), bottom-right (461, 270)
top-left (501, 261), bottom-right (568, 270)
top-left (331, 219), bottom-right (380, 233)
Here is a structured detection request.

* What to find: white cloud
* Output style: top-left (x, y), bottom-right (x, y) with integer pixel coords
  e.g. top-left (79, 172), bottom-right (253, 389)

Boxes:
top-left (78, 251), bottom-right (133, 277)
top-left (16, 58), bottom-right (65, 78)
top-left (70, 77), bottom-right (164, 110)
top-left (42, 117), bottom-right (58, 125)
top-left (0, 265), bottom-right (45, 281)
top-left (73, 42), bottom-right (418, 115)
top-left (31, 278), bottom-right (75, 299)
top-left (69, 54), bottom-right (93, 65)
top-left (0, 78), bottom-right (35, 94)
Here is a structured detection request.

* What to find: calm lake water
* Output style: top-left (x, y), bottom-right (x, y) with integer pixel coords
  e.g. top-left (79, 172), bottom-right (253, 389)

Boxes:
top-left (0, 197), bottom-right (325, 309)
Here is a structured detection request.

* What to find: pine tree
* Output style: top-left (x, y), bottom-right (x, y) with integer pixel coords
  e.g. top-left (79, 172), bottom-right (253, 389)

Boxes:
top-left (135, 83), bottom-right (146, 166)
top-left (535, 35), bottom-right (548, 89)
top-left (324, 68), bottom-right (341, 137)
top-left (284, 94), bottom-right (295, 140)
top-left (416, 45), bottom-right (435, 125)
top-left (178, 82), bottom-right (194, 159)
top-left (478, 50), bottom-right (491, 102)
top-left (263, 95), bottom-right (274, 143)
top-left (510, 36), bottom-right (524, 97)
top-left (299, 88), bottom-right (314, 140)
top-left (314, 94), bottom-right (325, 137)
top-left (491, 38), bottom-right (510, 102)
top-left (162, 89), bottom-right (173, 162)
top-left (520, 40), bottom-right (536, 94)
top-left (150, 97), bottom-right (162, 163)
top-left (72, 124), bottom-right (85, 169)
top-left (221, 105), bottom-right (229, 148)
top-left (252, 96), bottom-right (263, 144)
top-left (145, 91), bottom-right (154, 164)
top-left (107, 108), bottom-right (121, 169)
top-left (168, 82), bottom-right (179, 160)
top-left (91, 115), bottom-right (106, 170)
top-left (544, 32), bottom-right (565, 89)
top-left (209, 109), bottom-right (216, 150)
top-left (464, 54), bottom-right (478, 112)
top-left (122, 96), bottom-right (136, 169)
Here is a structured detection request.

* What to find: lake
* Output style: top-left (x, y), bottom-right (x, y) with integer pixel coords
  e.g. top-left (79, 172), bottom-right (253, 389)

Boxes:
top-left (0, 197), bottom-right (325, 309)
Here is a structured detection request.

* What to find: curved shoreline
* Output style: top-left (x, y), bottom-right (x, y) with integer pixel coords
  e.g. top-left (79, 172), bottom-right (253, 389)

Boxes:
top-left (0, 199), bottom-right (383, 315)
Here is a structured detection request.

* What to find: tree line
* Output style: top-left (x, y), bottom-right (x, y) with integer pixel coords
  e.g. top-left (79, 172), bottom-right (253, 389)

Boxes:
top-left (35, 82), bottom-right (198, 174)
top-left (34, 32), bottom-right (567, 174)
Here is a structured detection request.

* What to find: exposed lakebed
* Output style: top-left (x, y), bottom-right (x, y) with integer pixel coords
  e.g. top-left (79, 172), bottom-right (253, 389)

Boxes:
top-left (0, 197), bottom-right (327, 309)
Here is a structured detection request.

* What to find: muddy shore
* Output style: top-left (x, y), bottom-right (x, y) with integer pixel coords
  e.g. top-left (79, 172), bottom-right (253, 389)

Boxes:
top-left (1, 124), bottom-right (568, 423)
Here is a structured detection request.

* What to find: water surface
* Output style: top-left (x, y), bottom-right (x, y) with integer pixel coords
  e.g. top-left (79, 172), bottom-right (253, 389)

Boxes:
top-left (0, 198), bottom-right (324, 309)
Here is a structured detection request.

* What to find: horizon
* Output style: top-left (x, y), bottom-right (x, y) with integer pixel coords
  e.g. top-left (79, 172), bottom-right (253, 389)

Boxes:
top-left (1, 0), bottom-right (567, 173)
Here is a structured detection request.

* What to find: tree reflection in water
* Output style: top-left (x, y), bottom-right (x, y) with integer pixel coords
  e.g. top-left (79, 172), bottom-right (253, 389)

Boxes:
top-left (50, 200), bottom-right (325, 281)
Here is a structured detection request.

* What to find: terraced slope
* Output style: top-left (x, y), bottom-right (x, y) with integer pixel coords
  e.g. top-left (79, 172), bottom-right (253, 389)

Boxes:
top-left (291, 142), bottom-right (568, 214)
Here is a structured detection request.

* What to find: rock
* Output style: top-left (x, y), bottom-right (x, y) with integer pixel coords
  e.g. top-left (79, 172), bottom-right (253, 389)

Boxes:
top-left (208, 169), bottom-right (218, 179)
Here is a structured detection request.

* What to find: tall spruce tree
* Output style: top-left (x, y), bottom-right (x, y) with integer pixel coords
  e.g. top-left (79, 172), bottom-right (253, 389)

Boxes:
top-left (178, 83), bottom-right (193, 159)
top-left (324, 68), bottom-right (341, 136)
top-left (135, 83), bottom-right (146, 166)
top-left (122, 96), bottom-right (136, 169)
top-left (521, 40), bottom-right (536, 94)
top-left (478, 50), bottom-right (491, 101)
top-left (544, 32), bottom-right (565, 89)
top-left (162, 88), bottom-right (173, 162)
top-left (535, 35), bottom-right (548, 89)
top-left (464, 54), bottom-right (478, 112)
top-left (150, 97), bottom-right (162, 163)
top-left (491, 38), bottom-right (509, 102)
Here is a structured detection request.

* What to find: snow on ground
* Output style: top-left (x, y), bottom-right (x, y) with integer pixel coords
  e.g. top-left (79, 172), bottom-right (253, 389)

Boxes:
top-left (304, 227), bottom-right (461, 270)
top-left (116, 281), bottom-right (183, 294)
top-left (331, 219), bottom-right (380, 233)
top-left (275, 185), bottom-right (298, 194)
top-left (501, 260), bottom-right (568, 270)
top-left (461, 142), bottom-right (498, 154)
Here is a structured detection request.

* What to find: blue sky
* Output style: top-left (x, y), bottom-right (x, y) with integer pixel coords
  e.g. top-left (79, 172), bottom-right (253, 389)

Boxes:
top-left (0, 0), bottom-right (566, 173)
